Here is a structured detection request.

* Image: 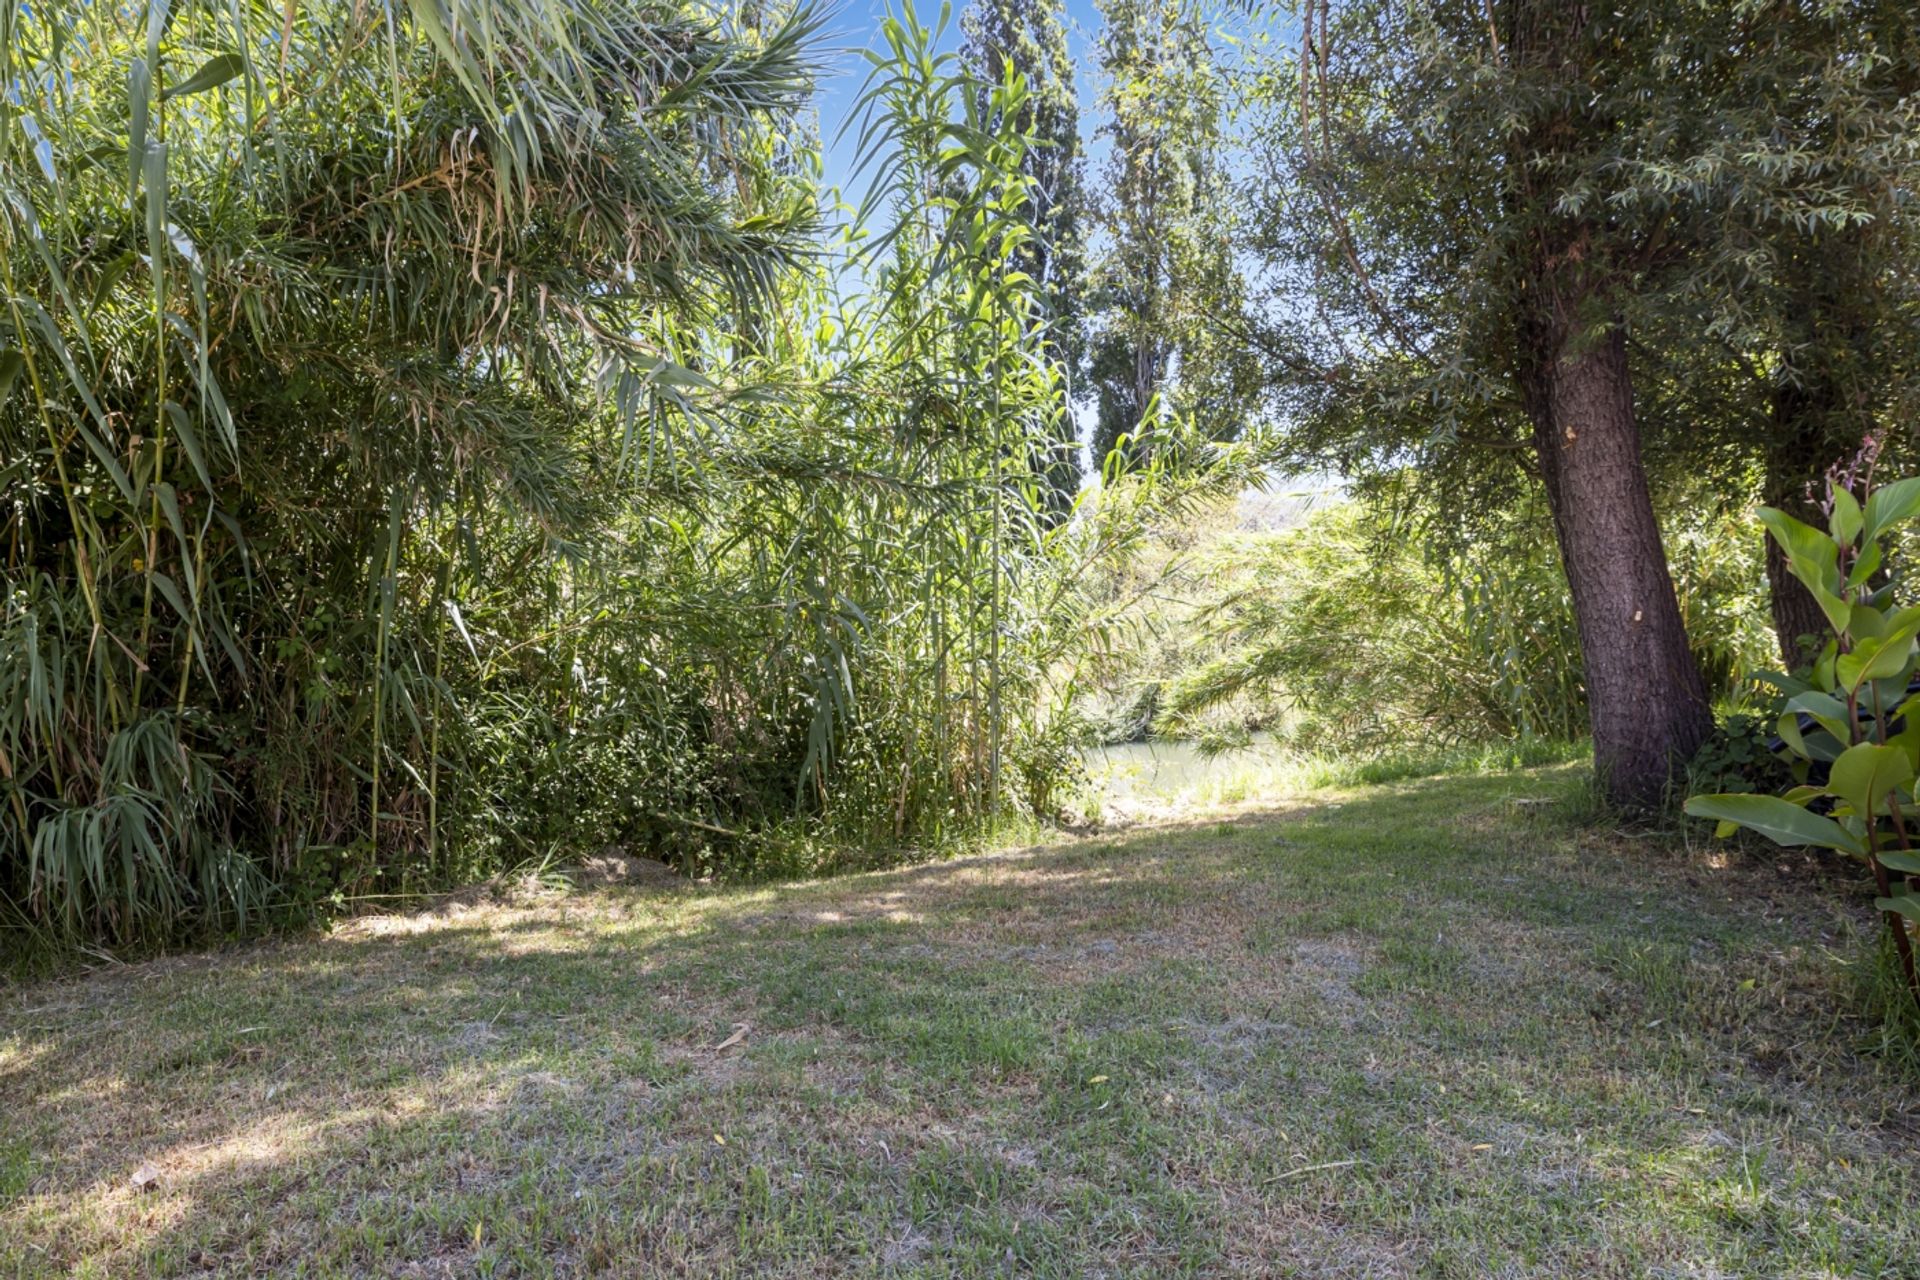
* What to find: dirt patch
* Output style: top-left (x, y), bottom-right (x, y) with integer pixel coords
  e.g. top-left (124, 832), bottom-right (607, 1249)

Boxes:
top-left (567, 851), bottom-right (684, 891)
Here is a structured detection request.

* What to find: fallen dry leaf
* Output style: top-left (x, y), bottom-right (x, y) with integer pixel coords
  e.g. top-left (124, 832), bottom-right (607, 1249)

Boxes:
top-left (129, 1163), bottom-right (162, 1193)
top-left (713, 1022), bottom-right (750, 1052)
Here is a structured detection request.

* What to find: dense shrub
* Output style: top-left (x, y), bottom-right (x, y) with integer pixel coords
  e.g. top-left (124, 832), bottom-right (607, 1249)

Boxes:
top-left (1148, 498), bottom-right (1769, 755)
top-left (0, 2), bottom-right (1130, 946)
top-left (1686, 711), bottom-right (1792, 799)
top-left (1688, 460), bottom-right (1920, 1011)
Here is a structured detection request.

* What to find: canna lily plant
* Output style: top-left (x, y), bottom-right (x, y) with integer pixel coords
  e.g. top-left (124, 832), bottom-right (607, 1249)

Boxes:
top-left (1686, 450), bottom-right (1920, 1008)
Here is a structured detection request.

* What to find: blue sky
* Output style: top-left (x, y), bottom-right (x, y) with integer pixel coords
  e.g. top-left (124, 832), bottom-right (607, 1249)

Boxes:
top-left (810, 0), bottom-right (1112, 206)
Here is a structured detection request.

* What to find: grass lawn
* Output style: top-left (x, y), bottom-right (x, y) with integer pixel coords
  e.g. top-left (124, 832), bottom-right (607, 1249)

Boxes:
top-left (4, 764), bottom-right (1918, 1277)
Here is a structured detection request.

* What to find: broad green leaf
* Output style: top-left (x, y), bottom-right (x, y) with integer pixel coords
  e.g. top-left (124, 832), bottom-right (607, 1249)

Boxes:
top-left (1785, 691), bottom-right (1851, 743)
top-left (1893, 707), bottom-right (1920, 768)
top-left (1848, 602), bottom-right (1888, 640)
top-left (1776, 712), bottom-right (1809, 760)
top-left (1864, 476), bottom-right (1920, 542)
top-left (1757, 507), bottom-right (1839, 585)
top-left (1759, 507), bottom-right (1849, 633)
top-left (1683, 794), bottom-right (1864, 855)
top-left (1809, 582), bottom-right (1853, 637)
top-left (1829, 743), bottom-right (1914, 818)
top-left (1875, 850), bottom-right (1920, 875)
top-left (1802, 728), bottom-right (1846, 764)
top-left (1848, 538), bottom-right (1884, 590)
top-left (1874, 892), bottom-right (1920, 921)
top-left (1813, 643), bottom-right (1837, 691)
top-left (1835, 624), bottom-right (1920, 694)
top-left (1865, 673), bottom-right (1917, 723)
top-left (1830, 487), bottom-right (1863, 544)
top-left (161, 52), bottom-right (244, 100)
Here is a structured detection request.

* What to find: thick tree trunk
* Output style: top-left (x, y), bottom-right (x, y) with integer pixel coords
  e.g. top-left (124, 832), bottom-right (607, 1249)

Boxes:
top-left (1521, 318), bottom-right (1713, 809)
top-left (1505, 0), bottom-right (1712, 808)
top-left (1760, 226), bottom-right (1878, 668)
top-left (1762, 387), bottom-right (1844, 669)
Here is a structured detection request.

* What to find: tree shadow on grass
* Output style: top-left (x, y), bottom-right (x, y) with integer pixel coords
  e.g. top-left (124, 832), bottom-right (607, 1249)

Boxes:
top-left (4, 776), bottom-right (1918, 1276)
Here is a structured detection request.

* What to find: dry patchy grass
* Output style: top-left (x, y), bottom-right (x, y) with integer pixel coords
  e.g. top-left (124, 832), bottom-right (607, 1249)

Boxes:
top-left (3, 767), bottom-right (1918, 1277)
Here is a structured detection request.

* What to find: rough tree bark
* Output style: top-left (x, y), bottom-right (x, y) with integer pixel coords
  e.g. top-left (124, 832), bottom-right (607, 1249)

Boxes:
top-left (1760, 225), bottom-right (1880, 669)
top-left (1508, 0), bottom-right (1713, 808)
top-left (1518, 309), bottom-right (1713, 807)
top-left (1762, 397), bottom-right (1844, 669)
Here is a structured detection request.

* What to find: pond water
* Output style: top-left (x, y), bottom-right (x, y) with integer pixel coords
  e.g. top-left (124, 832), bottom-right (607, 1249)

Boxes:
top-left (1082, 735), bottom-right (1288, 804)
